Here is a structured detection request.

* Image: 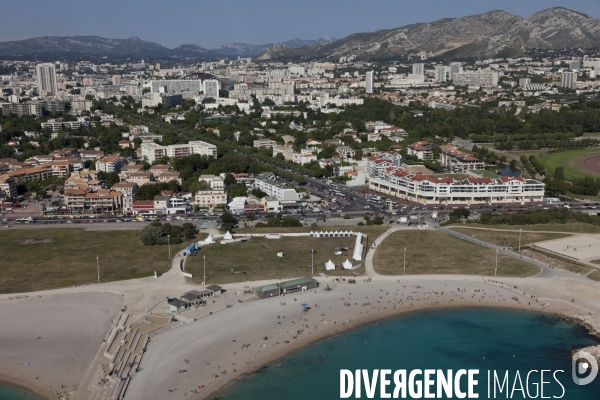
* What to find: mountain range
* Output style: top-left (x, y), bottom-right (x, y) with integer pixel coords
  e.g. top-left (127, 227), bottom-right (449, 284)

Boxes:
top-left (210, 36), bottom-right (336, 57)
top-left (0, 35), bottom-right (336, 60)
top-left (0, 7), bottom-right (597, 62)
top-left (257, 7), bottom-right (600, 61)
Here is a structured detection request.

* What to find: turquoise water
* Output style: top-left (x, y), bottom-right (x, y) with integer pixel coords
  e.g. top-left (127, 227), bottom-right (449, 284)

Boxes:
top-left (0, 381), bottom-right (43, 400)
top-left (222, 308), bottom-right (600, 399)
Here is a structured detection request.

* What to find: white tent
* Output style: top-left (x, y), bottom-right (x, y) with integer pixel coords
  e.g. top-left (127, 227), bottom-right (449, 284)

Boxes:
top-left (223, 231), bottom-right (233, 240)
top-left (204, 234), bottom-right (216, 244)
top-left (325, 259), bottom-right (336, 270)
top-left (342, 259), bottom-right (353, 270)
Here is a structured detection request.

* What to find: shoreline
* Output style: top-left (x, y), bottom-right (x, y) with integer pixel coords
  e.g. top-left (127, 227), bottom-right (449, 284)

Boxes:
top-left (204, 300), bottom-right (591, 400)
top-left (0, 375), bottom-right (49, 400)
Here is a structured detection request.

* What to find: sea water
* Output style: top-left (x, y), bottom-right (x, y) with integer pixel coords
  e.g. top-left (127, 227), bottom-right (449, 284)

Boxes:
top-left (222, 308), bottom-right (600, 399)
top-left (0, 381), bottom-right (43, 400)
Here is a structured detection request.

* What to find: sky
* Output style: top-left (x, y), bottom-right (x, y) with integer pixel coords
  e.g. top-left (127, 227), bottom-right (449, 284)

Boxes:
top-left (1, 0), bottom-right (599, 49)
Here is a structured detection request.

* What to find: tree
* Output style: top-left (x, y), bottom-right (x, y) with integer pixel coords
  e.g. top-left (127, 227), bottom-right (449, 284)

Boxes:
top-left (100, 172), bottom-right (120, 188)
top-left (251, 188), bottom-right (268, 198)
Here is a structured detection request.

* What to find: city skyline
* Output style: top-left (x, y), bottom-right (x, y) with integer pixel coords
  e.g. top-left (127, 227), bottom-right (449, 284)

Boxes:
top-left (1, 1), bottom-right (599, 49)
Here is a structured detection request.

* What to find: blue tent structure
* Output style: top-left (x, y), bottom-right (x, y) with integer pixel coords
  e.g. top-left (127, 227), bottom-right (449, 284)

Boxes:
top-left (183, 243), bottom-right (198, 256)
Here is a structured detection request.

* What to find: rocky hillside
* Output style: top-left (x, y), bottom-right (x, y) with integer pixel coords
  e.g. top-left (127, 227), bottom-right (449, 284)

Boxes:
top-left (211, 36), bottom-right (336, 57)
top-left (0, 36), bottom-right (220, 60)
top-left (257, 7), bottom-right (600, 61)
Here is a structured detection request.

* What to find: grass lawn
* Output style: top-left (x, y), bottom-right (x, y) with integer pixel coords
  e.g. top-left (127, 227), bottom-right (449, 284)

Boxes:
top-left (185, 235), bottom-right (370, 285)
top-left (373, 230), bottom-right (538, 277)
top-left (456, 222), bottom-right (600, 234)
top-left (448, 227), bottom-right (570, 248)
top-left (538, 149), bottom-right (600, 179)
top-left (587, 271), bottom-right (600, 281)
top-left (470, 170), bottom-right (499, 179)
top-left (0, 228), bottom-right (190, 294)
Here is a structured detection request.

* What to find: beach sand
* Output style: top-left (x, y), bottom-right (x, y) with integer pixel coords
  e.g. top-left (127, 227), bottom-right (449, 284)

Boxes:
top-left (0, 292), bottom-right (122, 399)
top-left (125, 276), bottom-right (593, 400)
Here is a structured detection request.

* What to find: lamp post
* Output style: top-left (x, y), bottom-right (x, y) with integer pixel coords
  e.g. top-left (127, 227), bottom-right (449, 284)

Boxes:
top-left (403, 247), bottom-right (406, 273)
top-left (143, 284), bottom-right (147, 313)
top-left (495, 248), bottom-right (499, 276)
top-left (203, 255), bottom-right (206, 286)
top-left (167, 234), bottom-right (171, 259)
top-left (518, 228), bottom-right (522, 252)
top-left (96, 255), bottom-right (100, 283)
top-left (311, 248), bottom-right (314, 276)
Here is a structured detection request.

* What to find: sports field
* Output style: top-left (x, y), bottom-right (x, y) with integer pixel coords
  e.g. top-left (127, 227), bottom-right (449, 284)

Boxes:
top-left (538, 149), bottom-right (600, 179)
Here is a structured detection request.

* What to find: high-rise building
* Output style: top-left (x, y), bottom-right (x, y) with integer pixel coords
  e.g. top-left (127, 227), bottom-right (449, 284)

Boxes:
top-left (452, 71), bottom-right (498, 86)
top-left (365, 71), bottom-right (374, 94)
top-left (449, 62), bottom-right (462, 80)
top-left (112, 76), bottom-right (122, 85)
top-left (435, 66), bottom-right (446, 83)
top-left (35, 63), bottom-right (58, 96)
top-left (570, 61), bottom-right (581, 71)
top-left (412, 63), bottom-right (425, 76)
top-left (203, 79), bottom-right (220, 98)
top-left (519, 78), bottom-right (531, 88)
top-left (560, 72), bottom-right (577, 89)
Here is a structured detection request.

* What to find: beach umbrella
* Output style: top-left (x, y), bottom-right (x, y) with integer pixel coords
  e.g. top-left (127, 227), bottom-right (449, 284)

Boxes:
top-left (301, 303), bottom-right (308, 308)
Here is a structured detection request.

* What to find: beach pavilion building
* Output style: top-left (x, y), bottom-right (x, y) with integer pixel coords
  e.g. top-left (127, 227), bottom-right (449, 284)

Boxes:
top-left (254, 277), bottom-right (318, 298)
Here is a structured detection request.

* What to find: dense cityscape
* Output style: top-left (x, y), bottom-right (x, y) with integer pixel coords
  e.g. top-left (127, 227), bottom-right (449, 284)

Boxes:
top-left (2, 4), bottom-right (600, 400)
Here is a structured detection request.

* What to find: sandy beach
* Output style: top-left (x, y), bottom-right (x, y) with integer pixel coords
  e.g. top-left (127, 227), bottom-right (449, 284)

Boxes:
top-left (0, 292), bottom-right (122, 399)
top-left (125, 276), bottom-right (595, 400)
top-left (1, 226), bottom-right (600, 399)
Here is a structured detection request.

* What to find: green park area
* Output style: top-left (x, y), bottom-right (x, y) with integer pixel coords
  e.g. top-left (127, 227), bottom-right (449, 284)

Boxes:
top-left (373, 230), bottom-right (537, 277)
top-left (448, 226), bottom-right (570, 248)
top-left (455, 222), bottom-right (600, 234)
top-left (185, 226), bottom-right (388, 285)
top-left (0, 228), bottom-right (188, 294)
top-left (538, 149), bottom-right (600, 180)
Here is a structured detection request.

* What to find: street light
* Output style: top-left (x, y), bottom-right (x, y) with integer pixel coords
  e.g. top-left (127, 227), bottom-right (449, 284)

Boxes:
top-left (203, 255), bottom-right (206, 286)
top-left (96, 255), bottom-right (100, 283)
top-left (143, 284), bottom-right (147, 313)
top-left (167, 234), bottom-right (171, 259)
top-left (311, 248), bottom-right (314, 276)
top-left (518, 228), bottom-right (522, 252)
top-left (403, 247), bottom-right (406, 273)
top-left (495, 248), bottom-right (499, 276)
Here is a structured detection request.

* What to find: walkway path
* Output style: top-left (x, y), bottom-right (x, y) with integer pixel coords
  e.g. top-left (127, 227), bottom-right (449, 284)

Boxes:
top-left (449, 226), bottom-right (577, 235)
top-left (363, 225), bottom-right (586, 281)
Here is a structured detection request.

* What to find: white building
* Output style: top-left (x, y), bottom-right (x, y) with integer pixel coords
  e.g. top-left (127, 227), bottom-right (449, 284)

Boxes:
top-left (412, 63), bottom-right (425, 76)
top-left (204, 80), bottom-right (220, 98)
top-left (194, 190), bottom-right (227, 209)
top-left (96, 155), bottom-right (125, 173)
top-left (293, 152), bottom-right (317, 165)
top-left (449, 62), bottom-right (462, 80)
top-left (368, 168), bottom-right (545, 205)
top-left (198, 175), bottom-right (224, 190)
top-left (141, 140), bottom-right (217, 163)
top-left (365, 71), bottom-right (374, 94)
top-left (560, 72), bottom-right (577, 89)
top-left (452, 71), bottom-right (498, 86)
top-left (254, 172), bottom-right (300, 202)
top-left (36, 63), bottom-right (58, 96)
top-left (189, 141), bottom-right (218, 157)
top-left (141, 142), bottom-right (165, 163)
top-left (435, 66), bottom-right (447, 83)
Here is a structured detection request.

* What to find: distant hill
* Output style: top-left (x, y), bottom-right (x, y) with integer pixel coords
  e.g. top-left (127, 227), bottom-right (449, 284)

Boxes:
top-left (256, 7), bottom-right (600, 62)
top-left (210, 36), bottom-right (336, 57)
top-left (0, 36), bottom-right (220, 60)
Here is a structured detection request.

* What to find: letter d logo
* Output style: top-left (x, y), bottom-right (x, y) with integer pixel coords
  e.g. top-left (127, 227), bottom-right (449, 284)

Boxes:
top-left (572, 351), bottom-right (598, 385)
